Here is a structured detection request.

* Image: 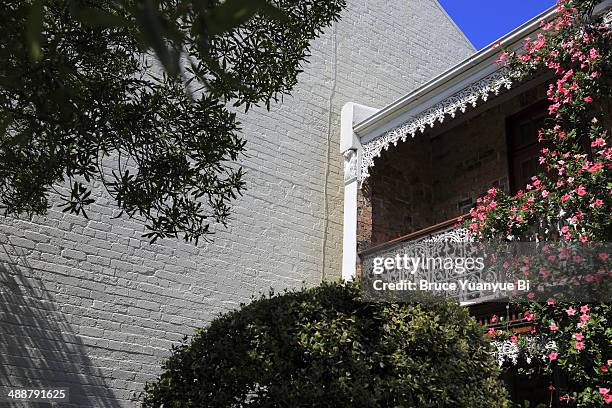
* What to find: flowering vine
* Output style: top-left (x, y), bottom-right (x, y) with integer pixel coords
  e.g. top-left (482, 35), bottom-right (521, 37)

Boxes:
top-left (464, 0), bottom-right (612, 406)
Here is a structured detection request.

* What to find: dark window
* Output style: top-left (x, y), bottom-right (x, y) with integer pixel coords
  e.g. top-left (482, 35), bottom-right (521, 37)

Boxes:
top-left (507, 101), bottom-right (548, 194)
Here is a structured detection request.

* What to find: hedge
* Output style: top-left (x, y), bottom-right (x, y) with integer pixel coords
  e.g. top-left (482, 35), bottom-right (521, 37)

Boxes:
top-left (142, 283), bottom-right (507, 407)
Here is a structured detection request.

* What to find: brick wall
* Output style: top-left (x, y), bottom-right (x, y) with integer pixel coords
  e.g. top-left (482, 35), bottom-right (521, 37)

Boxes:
top-left (0, 1), bottom-right (474, 406)
top-left (358, 82), bottom-right (549, 250)
top-left (361, 136), bottom-right (434, 249)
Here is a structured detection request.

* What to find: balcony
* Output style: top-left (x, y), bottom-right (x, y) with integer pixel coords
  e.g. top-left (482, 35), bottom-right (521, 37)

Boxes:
top-left (359, 217), bottom-right (508, 305)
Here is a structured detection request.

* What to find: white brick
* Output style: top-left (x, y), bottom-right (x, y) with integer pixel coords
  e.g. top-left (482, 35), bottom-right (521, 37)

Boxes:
top-left (0, 1), bottom-right (474, 406)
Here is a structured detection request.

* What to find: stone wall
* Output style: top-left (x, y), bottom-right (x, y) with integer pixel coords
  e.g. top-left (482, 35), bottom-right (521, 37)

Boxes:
top-left (0, 1), bottom-right (474, 406)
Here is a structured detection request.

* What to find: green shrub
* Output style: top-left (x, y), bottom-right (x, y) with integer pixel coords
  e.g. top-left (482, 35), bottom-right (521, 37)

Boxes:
top-left (142, 283), bottom-right (507, 407)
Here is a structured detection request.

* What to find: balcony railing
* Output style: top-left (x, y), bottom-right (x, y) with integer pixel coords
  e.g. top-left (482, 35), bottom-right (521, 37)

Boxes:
top-left (359, 217), bottom-right (506, 304)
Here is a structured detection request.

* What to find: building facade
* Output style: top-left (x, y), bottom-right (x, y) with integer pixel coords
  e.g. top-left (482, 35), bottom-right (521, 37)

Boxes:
top-left (0, 1), bottom-right (475, 406)
top-left (341, 2), bottom-right (612, 405)
top-left (341, 0), bottom-right (612, 296)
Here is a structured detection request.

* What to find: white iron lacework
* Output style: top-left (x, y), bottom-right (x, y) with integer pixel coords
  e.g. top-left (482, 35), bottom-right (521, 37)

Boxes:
top-left (491, 337), bottom-right (557, 366)
top-left (361, 225), bottom-right (504, 304)
top-left (359, 67), bottom-right (514, 184)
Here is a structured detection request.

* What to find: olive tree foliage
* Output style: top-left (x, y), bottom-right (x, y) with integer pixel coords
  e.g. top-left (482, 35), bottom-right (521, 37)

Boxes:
top-left (0, 0), bottom-right (345, 243)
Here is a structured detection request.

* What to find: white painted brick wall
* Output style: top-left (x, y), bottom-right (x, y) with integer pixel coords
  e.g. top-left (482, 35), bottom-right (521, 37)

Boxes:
top-left (0, 1), bottom-right (474, 406)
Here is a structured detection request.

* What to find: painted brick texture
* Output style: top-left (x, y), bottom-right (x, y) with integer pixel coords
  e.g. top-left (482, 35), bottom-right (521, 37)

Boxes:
top-left (0, 1), bottom-right (474, 406)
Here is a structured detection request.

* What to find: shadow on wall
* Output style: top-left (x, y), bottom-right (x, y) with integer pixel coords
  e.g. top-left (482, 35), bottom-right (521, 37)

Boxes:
top-left (0, 248), bottom-right (123, 408)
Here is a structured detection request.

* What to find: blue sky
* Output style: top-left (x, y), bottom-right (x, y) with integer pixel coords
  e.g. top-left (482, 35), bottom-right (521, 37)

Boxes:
top-left (438, 0), bottom-right (557, 50)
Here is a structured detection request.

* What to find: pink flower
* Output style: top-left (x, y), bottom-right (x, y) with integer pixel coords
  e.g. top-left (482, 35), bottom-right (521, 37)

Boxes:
top-left (561, 226), bottom-right (570, 234)
top-left (542, 190), bottom-right (550, 198)
top-left (598, 253), bottom-right (609, 261)
top-left (580, 314), bottom-right (590, 322)
top-left (601, 365), bottom-right (609, 373)
top-left (495, 53), bottom-right (508, 65)
top-left (523, 311), bottom-right (535, 321)
top-left (549, 103), bottom-right (561, 115)
top-left (604, 393), bottom-right (612, 404)
top-left (488, 327), bottom-right (495, 337)
top-left (546, 298), bottom-right (555, 305)
top-left (575, 341), bottom-right (585, 350)
top-left (583, 96), bottom-right (593, 103)
top-left (548, 352), bottom-right (558, 360)
top-left (574, 332), bottom-right (584, 341)
top-left (527, 292), bottom-right (535, 300)
top-left (589, 163), bottom-right (603, 172)
top-left (599, 388), bottom-right (609, 396)
top-left (561, 193), bottom-right (570, 202)
top-left (560, 247), bottom-right (570, 259)
top-left (576, 185), bottom-right (586, 196)
top-left (566, 307), bottom-right (576, 316)
top-left (491, 314), bottom-right (498, 323)
top-left (580, 235), bottom-right (589, 243)
top-left (510, 335), bottom-right (518, 343)
top-left (580, 305), bottom-right (589, 313)
top-left (592, 138), bottom-right (606, 147)
top-left (549, 323), bottom-right (558, 331)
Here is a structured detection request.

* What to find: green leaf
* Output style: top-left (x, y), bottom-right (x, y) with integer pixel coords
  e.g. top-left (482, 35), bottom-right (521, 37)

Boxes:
top-left (0, 114), bottom-right (13, 138)
top-left (205, 0), bottom-right (286, 36)
top-left (133, 0), bottom-right (180, 76)
top-left (26, 0), bottom-right (44, 61)
top-left (71, 6), bottom-right (130, 28)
